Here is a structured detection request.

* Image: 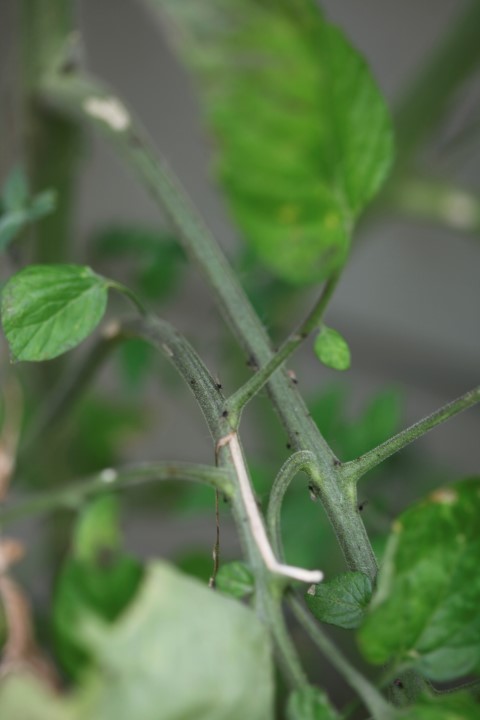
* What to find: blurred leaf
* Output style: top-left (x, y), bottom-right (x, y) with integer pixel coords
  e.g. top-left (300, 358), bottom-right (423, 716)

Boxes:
top-left (69, 396), bottom-right (144, 474)
top-left (81, 562), bottom-right (274, 719)
top-left (73, 496), bottom-right (122, 562)
top-left (1, 265), bottom-right (108, 362)
top-left (158, 0), bottom-right (393, 284)
top-left (53, 496), bottom-right (143, 679)
top-left (287, 686), bottom-right (339, 719)
top-left (92, 226), bottom-right (184, 301)
top-left (0, 167), bottom-right (56, 252)
top-left (0, 674), bottom-right (75, 720)
top-left (29, 189), bottom-right (57, 220)
top-left (118, 338), bottom-right (155, 391)
top-left (216, 561), bottom-right (254, 598)
top-left (306, 572), bottom-right (372, 629)
top-left (358, 478), bottom-right (480, 682)
top-left (314, 327), bottom-right (351, 371)
top-left (2, 166), bottom-right (29, 211)
top-left (344, 388), bottom-right (402, 459)
top-left (399, 692), bottom-right (480, 719)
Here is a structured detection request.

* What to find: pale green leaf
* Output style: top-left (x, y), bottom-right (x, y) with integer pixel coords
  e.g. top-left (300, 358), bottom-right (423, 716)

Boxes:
top-left (306, 572), bottom-right (372, 629)
top-left (314, 326), bottom-right (351, 371)
top-left (1, 264), bottom-right (109, 361)
top-left (358, 478), bottom-right (480, 682)
top-left (157, 0), bottom-right (394, 284)
top-left (82, 562), bottom-right (274, 720)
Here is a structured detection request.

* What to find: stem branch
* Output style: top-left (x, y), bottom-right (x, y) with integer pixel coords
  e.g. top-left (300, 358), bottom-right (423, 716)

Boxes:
top-left (342, 385), bottom-right (480, 484)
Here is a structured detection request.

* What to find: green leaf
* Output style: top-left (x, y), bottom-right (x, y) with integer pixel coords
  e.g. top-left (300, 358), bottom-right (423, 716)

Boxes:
top-left (157, 0), bottom-right (394, 284)
top-left (314, 326), bottom-right (351, 371)
top-left (306, 572), bottom-right (372, 629)
top-left (73, 496), bottom-right (122, 562)
top-left (53, 497), bottom-right (143, 679)
top-left (287, 686), bottom-right (339, 720)
top-left (92, 226), bottom-right (184, 301)
top-left (1, 264), bottom-right (109, 361)
top-left (399, 692), bottom-right (480, 719)
top-left (216, 561), bottom-right (255, 598)
top-left (118, 338), bottom-right (155, 390)
top-left (358, 478), bottom-right (480, 681)
top-left (81, 562), bottom-right (274, 719)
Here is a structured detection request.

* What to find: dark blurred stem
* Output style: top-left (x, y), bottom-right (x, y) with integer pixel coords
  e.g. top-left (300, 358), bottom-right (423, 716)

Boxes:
top-left (21, 322), bottom-right (124, 458)
top-left (394, 0), bottom-right (480, 166)
top-left (21, 0), bottom-right (80, 263)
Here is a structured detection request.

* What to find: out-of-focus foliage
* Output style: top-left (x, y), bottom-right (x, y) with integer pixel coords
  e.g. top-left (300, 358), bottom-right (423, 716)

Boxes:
top-left (156, 0), bottom-right (394, 284)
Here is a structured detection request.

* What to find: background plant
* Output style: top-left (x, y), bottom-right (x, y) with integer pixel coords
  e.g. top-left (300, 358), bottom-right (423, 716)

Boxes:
top-left (0, 1), bottom-right (479, 718)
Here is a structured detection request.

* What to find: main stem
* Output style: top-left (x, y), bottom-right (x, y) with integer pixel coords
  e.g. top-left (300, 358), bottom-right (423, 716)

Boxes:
top-left (40, 65), bottom-right (378, 582)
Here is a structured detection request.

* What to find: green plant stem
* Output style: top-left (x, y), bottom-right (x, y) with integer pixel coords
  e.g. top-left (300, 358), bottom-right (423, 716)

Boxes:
top-left (20, 0), bottom-right (80, 263)
top-left (108, 280), bottom-right (149, 316)
top-left (388, 176), bottom-right (480, 235)
top-left (0, 462), bottom-right (233, 529)
top-left (123, 314), bottom-right (309, 686)
top-left (267, 451), bottom-right (316, 560)
top-left (289, 595), bottom-right (396, 720)
top-left (39, 61), bottom-right (378, 583)
top-left (394, 0), bottom-right (480, 165)
top-left (342, 385), bottom-right (480, 484)
top-left (228, 272), bottom-right (341, 416)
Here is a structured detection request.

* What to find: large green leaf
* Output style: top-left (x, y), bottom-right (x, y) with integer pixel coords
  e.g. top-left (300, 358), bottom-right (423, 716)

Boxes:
top-left (306, 571), bottom-right (372, 629)
top-left (358, 478), bottom-right (480, 681)
top-left (82, 562), bottom-right (274, 720)
top-left (1, 264), bottom-right (109, 361)
top-left (157, 0), bottom-right (393, 284)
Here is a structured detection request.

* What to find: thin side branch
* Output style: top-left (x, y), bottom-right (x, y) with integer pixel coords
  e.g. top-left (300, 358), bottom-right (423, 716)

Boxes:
top-left (267, 451), bottom-right (316, 561)
top-left (228, 273), bottom-right (341, 415)
top-left (342, 385), bottom-right (480, 484)
top-left (0, 462), bottom-right (233, 528)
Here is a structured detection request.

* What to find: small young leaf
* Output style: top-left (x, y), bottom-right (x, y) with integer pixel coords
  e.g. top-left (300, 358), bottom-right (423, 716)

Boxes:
top-left (314, 327), bottom-right (351, 371)
top-left (306, 572), bottom-right (372, 629)
top-left (358, 478), bottom-right (480, 682)
top-left (287, 687), bottom-right (339, 720)
top-left (1, 264), bottom-right (109, 362)
top-left (216, 561), bottom-right (255, 599)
